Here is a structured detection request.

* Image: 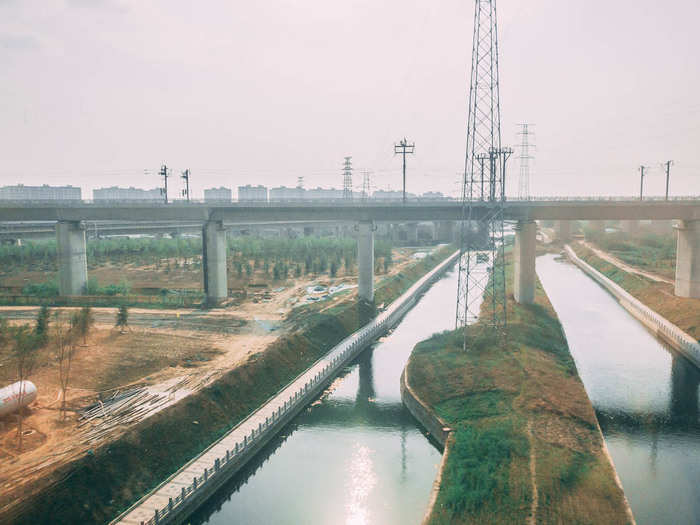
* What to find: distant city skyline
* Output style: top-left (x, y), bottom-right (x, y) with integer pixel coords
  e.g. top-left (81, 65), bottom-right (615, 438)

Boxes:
top-left (1, 0), bottom-right (698, 198)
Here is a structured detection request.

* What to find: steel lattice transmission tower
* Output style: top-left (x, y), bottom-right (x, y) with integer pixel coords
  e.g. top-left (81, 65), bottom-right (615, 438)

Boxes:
top-left (342, 157), bottom-right (353, 200)
top-left (517, 123), bottom-right (534, 200)
top-left (361, 170), bottom-right (372, 202)
top-left (456, 0), bottom-right (512, 349)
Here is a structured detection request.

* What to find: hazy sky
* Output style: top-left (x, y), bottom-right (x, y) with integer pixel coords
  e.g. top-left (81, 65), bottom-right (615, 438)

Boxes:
top-left (1, 0), bottom-right (698, 199)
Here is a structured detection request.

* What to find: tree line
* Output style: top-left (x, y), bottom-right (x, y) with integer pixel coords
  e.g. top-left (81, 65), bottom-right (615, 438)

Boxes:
top-left (4, 237), bottom-right (396, 294)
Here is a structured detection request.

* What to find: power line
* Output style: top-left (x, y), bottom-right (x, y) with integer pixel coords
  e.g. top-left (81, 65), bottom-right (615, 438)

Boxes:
top-left (394, 138), bottom-right (415, 204)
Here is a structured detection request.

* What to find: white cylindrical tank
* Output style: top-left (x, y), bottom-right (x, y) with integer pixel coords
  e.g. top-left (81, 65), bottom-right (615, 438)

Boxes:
top-left (0, 381), bottom-right (38, 417)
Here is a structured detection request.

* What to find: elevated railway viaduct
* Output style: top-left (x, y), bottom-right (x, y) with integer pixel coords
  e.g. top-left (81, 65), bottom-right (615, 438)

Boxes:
top-left (1, 199), bottom-right (698, 303)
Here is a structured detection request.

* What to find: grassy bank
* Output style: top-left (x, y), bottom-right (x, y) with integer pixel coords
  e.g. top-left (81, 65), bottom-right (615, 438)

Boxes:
top-left (1, 245), bottom-right (455, 525)
top-left (572, 242), bottom-right (700, 341)
top-left (584, 228), bottom-right (675, 279)
top-left (407, 255), bottom-right (632, 524)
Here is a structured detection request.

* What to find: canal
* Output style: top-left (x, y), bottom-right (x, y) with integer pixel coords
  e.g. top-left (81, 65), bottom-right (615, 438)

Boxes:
top-left (188, 263), bottom-right (462, 525)
top-left (537, 253), bottom-right (700, 525)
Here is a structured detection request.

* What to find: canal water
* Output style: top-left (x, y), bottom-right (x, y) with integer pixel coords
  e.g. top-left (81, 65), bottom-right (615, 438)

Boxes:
top-left (189, 263), bottom-right (462, 525)
top-left (537, 254), bottom-right (700, 525)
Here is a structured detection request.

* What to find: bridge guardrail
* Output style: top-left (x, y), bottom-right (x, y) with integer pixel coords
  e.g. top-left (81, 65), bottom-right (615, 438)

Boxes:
top-left (113, 249), bottom-right (460, 525)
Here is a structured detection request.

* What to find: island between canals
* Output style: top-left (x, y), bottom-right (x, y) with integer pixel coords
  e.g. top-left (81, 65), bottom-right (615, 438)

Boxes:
top-left (402, 253), bottom-right (636, 525)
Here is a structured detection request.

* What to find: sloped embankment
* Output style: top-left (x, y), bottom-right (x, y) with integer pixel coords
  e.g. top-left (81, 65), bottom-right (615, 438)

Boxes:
top-left (571, 242), bottom-right (700, 342)
top-left (1, 246), bottom-right (455, 525)
top-left (403, 256), bottom-right (635, 524)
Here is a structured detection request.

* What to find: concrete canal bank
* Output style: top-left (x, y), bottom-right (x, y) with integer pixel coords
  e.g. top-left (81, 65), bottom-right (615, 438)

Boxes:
top-left (537, 252), bottom-right (700, 524)
top-left (565, 245), bottom-right (700, 367)
top-left (402, 255), bottom-right (635, 525)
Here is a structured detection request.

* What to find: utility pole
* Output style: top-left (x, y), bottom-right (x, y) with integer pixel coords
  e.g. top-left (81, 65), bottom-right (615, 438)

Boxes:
top-left (181, 169), bottom-right (191, 202)
top-left (159, 164), bottom-right (169, 204)
top-left (342, 157), bottom-right (353, 200)
top-left (639, 165), bottom-right (648, 201)
top-left (394, 138), bottom-right (415, 204)
top-left (663, 160), bottom-right (673, 200)
top-left (496, 147), bottom-right (514, 200)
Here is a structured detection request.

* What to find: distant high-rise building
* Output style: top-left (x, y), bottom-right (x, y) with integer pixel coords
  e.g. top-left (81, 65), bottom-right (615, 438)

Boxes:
top-left (204, 187), bottom-right (232, 202)
top-left (306, 187), bottom-right (344, 200)
top-left (93, 186), bottom-right (161, 202)
top-left (0, 184), bottom-right (81, 201)
top-left (269, 186), bottom-right (306, 201)
top-left (421, 191), bottom-right (447, 200)
top-left (372, 189), bottom-right (416, 201)
top-left (237, 185), bottom-right (268, 202)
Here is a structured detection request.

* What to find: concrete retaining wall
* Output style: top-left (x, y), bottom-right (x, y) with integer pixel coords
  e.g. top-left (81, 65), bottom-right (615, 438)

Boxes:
top-left (565, 245), bottom-right (700, 368)
top-left (400, 368), bottom-right (450, 447)
top-left (400, 366), bottom-right (454, 525)
top-left (113, 249), bottom-right (461, 525)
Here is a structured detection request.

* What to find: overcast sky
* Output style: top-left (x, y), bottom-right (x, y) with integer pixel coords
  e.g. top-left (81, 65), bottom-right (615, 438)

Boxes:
top-left (1, 0), bottom-right (698, 199)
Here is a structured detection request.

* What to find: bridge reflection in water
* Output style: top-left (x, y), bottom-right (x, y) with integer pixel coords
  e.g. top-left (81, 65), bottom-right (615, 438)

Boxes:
top-left (186, 264), bottom-right (461, 525)
top-left (537, 254), bottom-right (700, 525)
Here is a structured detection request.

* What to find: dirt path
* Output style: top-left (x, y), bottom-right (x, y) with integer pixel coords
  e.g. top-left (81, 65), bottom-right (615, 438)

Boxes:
top-left (579, 240), bottom-right (673, 284)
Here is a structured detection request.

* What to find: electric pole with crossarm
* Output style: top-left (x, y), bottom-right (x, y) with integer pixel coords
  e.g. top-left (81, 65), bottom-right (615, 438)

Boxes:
top-left (394, 138), bottom-right (415, 204)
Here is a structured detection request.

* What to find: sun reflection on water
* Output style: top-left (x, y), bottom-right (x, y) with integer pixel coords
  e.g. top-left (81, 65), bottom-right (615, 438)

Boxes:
top-left (344, 444), bottom-right (377, 525)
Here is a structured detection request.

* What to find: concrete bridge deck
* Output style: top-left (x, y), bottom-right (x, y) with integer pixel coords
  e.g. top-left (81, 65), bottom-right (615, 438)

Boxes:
top-left (0, 198), bottom-right (699, 223)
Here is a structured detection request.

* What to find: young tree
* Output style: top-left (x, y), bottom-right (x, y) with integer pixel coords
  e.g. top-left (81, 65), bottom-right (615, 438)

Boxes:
top-left (54, 313), bottom-right (76, 420)
top-left (34, 305), bottom-right (50, 346)
top-left (115, 305), bottom-right (129, 333)
top-left (330, 261), bottom-right (338, 277)
top-left (12, 325), bottom-right (39, 451)
top-left (76, 306), bottom-right (94, 345)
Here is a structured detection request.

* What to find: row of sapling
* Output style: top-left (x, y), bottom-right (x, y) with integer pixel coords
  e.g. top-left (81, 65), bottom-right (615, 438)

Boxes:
top-left (1, 304), bottom-right (129, 451)
top-left (2, 236), bottom-right (395, 276)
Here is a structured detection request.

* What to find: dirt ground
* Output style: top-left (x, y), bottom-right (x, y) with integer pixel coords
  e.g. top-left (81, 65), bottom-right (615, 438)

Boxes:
top-left (0, 246), bottom-right (431, 504)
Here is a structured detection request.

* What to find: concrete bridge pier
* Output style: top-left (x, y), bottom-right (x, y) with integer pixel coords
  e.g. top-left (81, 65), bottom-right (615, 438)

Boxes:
top-left (675, 220), bottom-right (700, 298)
top-left (588, 220), bottom-right (605, 233)
top-left (357, 221), bottom-right (374, 302)
top-left (407, 223), bottom-right (418, 244)
top-left (620, 220), bottom-right (639, 234)
top-left (435, 221), bottom-right (454, 243)
top-left (202, 220), bottom-right (228, 305)
top-left (556, 220), bottom-right (571, 242)
top-left (56, 221), bottom-right (88, 296)
top-left (514, 220), bottom-right (537, 304)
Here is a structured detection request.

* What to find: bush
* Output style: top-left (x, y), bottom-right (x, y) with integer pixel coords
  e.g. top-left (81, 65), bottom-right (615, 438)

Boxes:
top-left (22, 280), bottom-right (59, 297)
